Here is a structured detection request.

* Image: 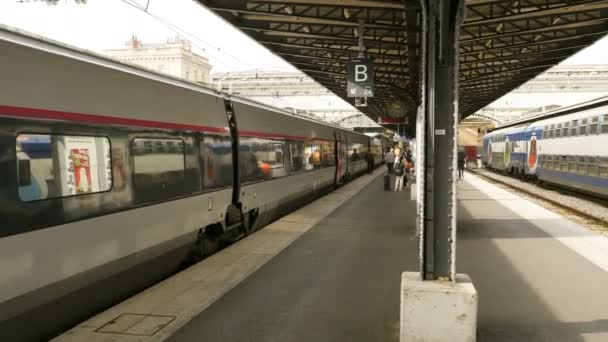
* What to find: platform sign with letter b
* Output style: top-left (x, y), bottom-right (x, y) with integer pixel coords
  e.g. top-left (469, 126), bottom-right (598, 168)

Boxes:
top-left (347, 58), bottom-right (374, 98)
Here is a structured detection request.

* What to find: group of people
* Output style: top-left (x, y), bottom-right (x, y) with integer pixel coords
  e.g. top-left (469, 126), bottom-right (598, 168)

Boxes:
top-left (384, 147), bottom-right (414, 191)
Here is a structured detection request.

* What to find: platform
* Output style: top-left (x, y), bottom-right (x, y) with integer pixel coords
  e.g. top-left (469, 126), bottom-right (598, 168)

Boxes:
top-left (56, 171), bottom-right (608, 342)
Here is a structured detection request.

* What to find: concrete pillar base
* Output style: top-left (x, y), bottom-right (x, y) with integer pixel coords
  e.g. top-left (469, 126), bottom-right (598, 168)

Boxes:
top-left (400, 272), bottom-right (477, 342)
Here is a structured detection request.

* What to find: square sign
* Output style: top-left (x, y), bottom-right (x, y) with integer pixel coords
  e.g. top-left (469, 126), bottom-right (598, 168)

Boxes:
top-left (347, 58), bottom-right (374, 98)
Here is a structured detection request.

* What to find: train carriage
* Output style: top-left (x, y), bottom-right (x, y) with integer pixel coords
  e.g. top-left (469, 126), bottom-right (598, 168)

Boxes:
top-left (482, 98), bottom-right (608, 198)
top-left (0, 27), bottom-right (378, 341)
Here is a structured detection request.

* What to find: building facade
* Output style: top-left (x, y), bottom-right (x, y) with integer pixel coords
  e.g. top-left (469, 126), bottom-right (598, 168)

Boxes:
top-left (479, 64), bottom-right (608, 123)
top-left (104, 36), bottom-right (211, 84)
top-left (212, 70), bottom-right (379, 128)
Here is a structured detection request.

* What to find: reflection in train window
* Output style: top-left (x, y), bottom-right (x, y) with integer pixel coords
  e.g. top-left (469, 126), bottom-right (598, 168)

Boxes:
top-left (132, 138), bottom-right (185, 200)
top-left (239, 137), bottom-right (286, 183)
top-left (321, 141), bottom-right (335, 166)
top-left (201, 134), bottom-right (233, 189)
top-left (16, 134), bottom-right (112, 202)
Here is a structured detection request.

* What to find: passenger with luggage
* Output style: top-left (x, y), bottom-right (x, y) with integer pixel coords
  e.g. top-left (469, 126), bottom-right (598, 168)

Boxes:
top-left (394, 149), bottom-right (407, 191)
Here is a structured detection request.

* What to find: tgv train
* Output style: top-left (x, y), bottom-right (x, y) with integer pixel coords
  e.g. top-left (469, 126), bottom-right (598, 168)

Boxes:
top-left (0, 28), bottom-right (384, 341)
top-left (482, 98), bottom-right (608, 198)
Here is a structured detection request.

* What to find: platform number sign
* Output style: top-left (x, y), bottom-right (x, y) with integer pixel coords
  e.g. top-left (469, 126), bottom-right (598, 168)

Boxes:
top-left (347, 58), bottom-right (374, 98)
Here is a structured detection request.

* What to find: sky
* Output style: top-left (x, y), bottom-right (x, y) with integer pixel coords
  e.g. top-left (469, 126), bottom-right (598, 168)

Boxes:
top-left (1, 0), bottom-right (607, 110)
top-left (0, 0), bottom-right (294, 72)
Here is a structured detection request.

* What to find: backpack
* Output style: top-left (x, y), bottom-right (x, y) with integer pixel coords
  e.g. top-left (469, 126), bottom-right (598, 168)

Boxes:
top-left (394, 159), bottom-right (404, 176)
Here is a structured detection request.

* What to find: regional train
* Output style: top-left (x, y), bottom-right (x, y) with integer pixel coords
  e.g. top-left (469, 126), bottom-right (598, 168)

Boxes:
top-left (0, 27), bottom-right (385, 341)
top-left (481, 98), bottom-right (608, 198)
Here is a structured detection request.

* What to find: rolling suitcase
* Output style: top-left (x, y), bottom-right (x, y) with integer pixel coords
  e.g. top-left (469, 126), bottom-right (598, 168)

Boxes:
top-left (384, 174), bottom-right (392, 191)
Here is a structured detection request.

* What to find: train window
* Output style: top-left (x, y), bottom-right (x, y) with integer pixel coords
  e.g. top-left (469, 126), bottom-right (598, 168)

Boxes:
top-left (239, 137), bottom-right (286, 182)
top-left (540, 155), bottom-right (549, 169)
top-left (201, 134), bottom-right (233, 189)
top-left (590, 117), bottom-right (599, 134)
top-left (570, 120), bottom-right (578, 136)
top-left (16, 134), bottom-right (112, 202)
top-left (287, 140), bottom-right (304, 173)
top-left (303, 141), bottom-right (323, 170)
top-left (580, 119), bottom-right (588, 136)
top-left (601, 115), bottom-right (608, 134)
top-left (132, 138), bottom-right (186, 200)
top-left (349, 143), bottom-right (365, 161)
top-left (599, 157), bottom-right (608, 179)
top-left (559, 155), bottom-right (568, 172)
top-left (553, 156), bottom-right (560, 170)
top-left (576, 156), bottom-right (586, 175)
top-left (587, 156), bottom-right (597, 176)
top-left (321, 141), bottom-right (335, 166)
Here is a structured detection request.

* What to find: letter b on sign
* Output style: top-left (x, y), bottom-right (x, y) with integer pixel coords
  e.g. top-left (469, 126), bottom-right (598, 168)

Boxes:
top-left (347, 58), bottom-right (374, 97)
top-left (355, 65), bottom-right (368, 82)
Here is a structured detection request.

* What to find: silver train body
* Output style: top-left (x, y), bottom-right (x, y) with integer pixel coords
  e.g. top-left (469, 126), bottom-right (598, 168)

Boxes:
top-left (0, 28), bottom-right (384, 341)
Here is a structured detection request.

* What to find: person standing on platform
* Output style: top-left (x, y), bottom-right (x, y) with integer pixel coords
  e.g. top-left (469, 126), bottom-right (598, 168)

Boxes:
top-left (385, 148), bottom-right (395, 174)
top-left (394, 149), bottom-right (406, 191)
top-left (457, 151), bottom-right (466, 179)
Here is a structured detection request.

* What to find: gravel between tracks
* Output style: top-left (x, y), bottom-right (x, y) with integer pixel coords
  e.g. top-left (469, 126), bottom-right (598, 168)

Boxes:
top-left (467, 168), bottom-right (608, 237)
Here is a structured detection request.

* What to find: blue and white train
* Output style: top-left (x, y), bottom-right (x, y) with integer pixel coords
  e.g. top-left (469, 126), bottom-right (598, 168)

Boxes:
top-left (482, 98), bottom-right (608, 198)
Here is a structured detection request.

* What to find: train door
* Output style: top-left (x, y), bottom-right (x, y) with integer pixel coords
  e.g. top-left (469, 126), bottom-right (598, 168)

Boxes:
top-left (342, 133), bottom-right (350, 179)
top-left (334, 132), bottom-right (341, 185)
top-left (334, 131), bottom-right (348, 184)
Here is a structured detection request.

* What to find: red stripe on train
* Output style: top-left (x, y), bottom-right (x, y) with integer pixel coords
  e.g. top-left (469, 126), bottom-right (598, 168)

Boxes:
top-left (0, 105), bottom-right (228, 133)
top-left (0, 105), bottom-right (335, 141)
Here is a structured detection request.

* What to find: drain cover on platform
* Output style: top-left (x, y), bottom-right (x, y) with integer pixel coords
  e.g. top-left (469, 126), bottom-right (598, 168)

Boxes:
top-left (96, 313), bottom-right (175, 336)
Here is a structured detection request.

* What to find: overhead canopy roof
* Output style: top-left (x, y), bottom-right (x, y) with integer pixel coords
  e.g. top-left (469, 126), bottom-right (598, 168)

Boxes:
top-left (199, 0), bottom-right (608, 124)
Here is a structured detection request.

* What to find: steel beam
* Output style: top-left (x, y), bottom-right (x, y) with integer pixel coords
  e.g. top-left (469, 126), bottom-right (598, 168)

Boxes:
top-left (419, 0), bottom-right (464, 281)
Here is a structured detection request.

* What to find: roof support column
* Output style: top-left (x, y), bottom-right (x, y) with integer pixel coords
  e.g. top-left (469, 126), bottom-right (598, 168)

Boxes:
top-left (419, 0), bottom-right (464, 281)
top-left (401, 2), bottom-right (477, 341)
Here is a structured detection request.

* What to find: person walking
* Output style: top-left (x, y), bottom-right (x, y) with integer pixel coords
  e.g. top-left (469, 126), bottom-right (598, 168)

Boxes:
top-left (366, 147), bottom-right (374, 174)
top-left (394, 149), bottom-right (406, 191)
top-left (457, 151), bottom-right (466, 179)
top-left (385, 148), bottom-right (395, 174)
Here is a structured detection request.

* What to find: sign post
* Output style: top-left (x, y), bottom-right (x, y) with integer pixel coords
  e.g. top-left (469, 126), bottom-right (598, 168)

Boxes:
top-left (347, 58), bottom-right (375, 98)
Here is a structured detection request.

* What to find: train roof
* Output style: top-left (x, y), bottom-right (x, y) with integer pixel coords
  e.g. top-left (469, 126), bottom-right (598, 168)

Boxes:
top-left (0, 24), bottom-right (365, 137)
top-left (490, 95), bottom-right (608, 131)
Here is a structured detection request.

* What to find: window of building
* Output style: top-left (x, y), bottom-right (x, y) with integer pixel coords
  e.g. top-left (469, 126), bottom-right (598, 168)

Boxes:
top-left (132, 138), bottom-right (186, 201)
top-left (562, 122), bottom-right (569, 137)
top-left (555, 124), bottom-right (562, 138)
top-left (16, 134), bottom-right (112, 202)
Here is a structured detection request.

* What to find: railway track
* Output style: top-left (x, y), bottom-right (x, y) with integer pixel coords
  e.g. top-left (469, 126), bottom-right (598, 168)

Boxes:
top-left (467, 168), bottom-right (608, 236)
